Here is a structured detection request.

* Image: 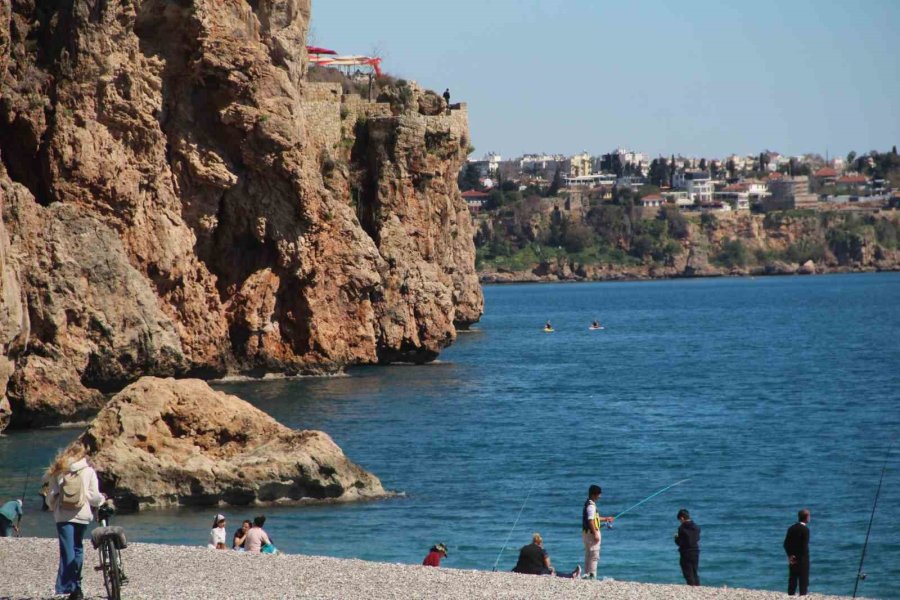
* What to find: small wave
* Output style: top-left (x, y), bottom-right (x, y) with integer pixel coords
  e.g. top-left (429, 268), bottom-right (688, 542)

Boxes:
top-left (211, 371), bottom-right (350, 383)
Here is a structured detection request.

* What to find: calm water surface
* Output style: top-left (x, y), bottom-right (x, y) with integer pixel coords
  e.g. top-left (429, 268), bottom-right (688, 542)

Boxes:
top-left (2, 274), bottom-right (899, 597)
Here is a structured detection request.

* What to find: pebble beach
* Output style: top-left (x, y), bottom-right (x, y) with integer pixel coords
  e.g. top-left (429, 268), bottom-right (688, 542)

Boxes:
top-left (0, 537), bottom-right (855, 600)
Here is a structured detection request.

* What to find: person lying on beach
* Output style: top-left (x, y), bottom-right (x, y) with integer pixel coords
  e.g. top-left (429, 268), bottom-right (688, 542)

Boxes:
top-left (512, 533), bottom-right (581, 579)
top-left (422, 543), bottom-right (448, 567)
top-left (233, 519), bottom-right (252, 550)
top-left (243, 515), bottom-right (272, 554)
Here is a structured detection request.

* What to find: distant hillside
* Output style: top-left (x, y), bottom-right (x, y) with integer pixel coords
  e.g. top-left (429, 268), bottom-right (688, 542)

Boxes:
top-left (475, 201), bottom-right (900, 282)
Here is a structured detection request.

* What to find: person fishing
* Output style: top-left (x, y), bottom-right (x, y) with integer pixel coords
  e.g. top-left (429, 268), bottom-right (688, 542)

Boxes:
top-left (674, 508), bottom-right (701, 586)
top-left (582, 484), bottom-right (614, 579)
top-left (512, 533), bottom-right (580, 578)
top-left (0, 499), bottom-right (23, 537)
top-left (784, 508), bottom-right (811, 596)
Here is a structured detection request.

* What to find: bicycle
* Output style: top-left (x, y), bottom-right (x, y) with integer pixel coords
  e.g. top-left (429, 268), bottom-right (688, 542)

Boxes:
top-left (91, 502), bottom-right (128, 600)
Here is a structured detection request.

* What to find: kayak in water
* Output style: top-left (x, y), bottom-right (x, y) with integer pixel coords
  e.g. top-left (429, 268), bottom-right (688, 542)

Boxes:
top-left (589, 326), bottom-right (604, 330)
top-left (543, 327), bottom-right (554, 333)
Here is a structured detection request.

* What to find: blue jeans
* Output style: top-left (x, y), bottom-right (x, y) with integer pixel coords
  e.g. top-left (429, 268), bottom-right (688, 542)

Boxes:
top-left (56, 522), bottom-right (87, 594)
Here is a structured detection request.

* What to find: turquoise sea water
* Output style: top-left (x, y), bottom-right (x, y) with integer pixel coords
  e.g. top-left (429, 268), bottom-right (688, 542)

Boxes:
top-left (2, 273), bottom-right (899, 597)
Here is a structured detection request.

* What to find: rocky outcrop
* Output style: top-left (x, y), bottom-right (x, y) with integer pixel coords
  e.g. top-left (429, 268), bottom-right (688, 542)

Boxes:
top-left (0, 180), bottom-right (27, 432)
top-left (54, 377), bottom-right (386, 510)
top-left (0, 0), bottom-right (482, 428)
top-left (2, 181), bottom-right (186, 427)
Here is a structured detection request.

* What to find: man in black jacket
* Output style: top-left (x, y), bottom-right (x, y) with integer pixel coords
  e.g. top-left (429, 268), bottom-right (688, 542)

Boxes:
top-left (674, 508), bottom-right (701, 586)
top-left (783, 508), bottom-right (811, 595)
top-left (512, 533), bottom-right (581, 578)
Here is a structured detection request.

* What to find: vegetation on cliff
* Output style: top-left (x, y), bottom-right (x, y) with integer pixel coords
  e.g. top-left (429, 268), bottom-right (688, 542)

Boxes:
top-left (475, 196), bottom-right (900, 279)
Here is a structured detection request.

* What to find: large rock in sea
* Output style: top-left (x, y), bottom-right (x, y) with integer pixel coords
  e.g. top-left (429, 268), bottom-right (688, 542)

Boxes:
top-left (56, 377), bottom-right (386, 511)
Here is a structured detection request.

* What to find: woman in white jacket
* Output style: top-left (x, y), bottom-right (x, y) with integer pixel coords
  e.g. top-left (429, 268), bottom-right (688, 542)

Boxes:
top-left (46, 453), bottom-right (106, 600)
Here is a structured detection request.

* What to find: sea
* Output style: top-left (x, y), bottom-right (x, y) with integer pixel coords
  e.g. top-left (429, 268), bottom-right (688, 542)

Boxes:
top-left (2, 273), bottom-right (899, 598)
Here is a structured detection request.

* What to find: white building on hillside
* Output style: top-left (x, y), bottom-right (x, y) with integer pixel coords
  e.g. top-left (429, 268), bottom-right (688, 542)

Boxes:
top-left (673, 170), bottom-right (713, 203)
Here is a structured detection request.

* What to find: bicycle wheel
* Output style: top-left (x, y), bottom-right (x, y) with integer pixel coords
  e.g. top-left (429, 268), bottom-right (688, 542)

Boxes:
top-left (102, 538), bottom-right (122, 600)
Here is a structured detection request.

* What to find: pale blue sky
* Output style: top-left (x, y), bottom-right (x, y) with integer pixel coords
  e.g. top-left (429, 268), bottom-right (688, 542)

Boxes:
top-left (310, 0), bottom-right (899, 160)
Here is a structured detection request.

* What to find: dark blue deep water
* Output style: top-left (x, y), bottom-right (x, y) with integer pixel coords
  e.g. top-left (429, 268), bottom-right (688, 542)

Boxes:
top-left (2, 274), bottom-right (899, 597)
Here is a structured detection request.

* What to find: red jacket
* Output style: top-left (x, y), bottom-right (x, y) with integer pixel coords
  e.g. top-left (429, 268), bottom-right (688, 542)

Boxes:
top-left (423, 550), bottom-right (443, 567)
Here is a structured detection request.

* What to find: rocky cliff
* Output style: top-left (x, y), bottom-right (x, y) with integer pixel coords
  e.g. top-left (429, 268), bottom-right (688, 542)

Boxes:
top-left (0, 0), bottom-right (482, 429)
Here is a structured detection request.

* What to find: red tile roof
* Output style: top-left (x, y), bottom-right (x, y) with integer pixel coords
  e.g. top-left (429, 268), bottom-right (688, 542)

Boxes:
top-left (462, 190), bottom-right (491, 198)
top-left (837, 174), bottom-right (868, 184)
top-left (641, 194), bottom-right (663, 201)
top-left (723, 183), bottom-right (749, 192)
top-left (814, 167), bottom-right (838, 178)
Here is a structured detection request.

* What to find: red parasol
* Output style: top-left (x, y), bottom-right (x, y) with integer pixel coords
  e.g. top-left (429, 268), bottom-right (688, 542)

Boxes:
top-left (306, 46), bottom-right (337, 55)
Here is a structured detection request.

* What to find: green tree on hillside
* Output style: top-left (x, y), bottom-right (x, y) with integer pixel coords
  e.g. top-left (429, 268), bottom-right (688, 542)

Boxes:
top-left (726, 158), bottom-right (736, 178)
top-left (547, 166), bottom-right (563, 196)
top-left (458, 163), bottom-right (480, 191)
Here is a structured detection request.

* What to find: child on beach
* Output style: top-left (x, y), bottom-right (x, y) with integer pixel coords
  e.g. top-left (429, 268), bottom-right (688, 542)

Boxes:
top-left (208, 514), bottom-right (227, 549)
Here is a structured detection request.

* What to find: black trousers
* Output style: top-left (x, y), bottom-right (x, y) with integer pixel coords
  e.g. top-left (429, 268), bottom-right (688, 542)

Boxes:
top-left (788, 556), bottom-right (809, 595)
top-left (680, 551), bottom-right (700, 586)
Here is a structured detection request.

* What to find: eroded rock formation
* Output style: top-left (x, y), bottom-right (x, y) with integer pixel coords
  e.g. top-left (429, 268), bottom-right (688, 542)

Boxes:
top-left (53, 377), bottom-right (386, 510)
top-left (0, 0), bottom-right (482, 428)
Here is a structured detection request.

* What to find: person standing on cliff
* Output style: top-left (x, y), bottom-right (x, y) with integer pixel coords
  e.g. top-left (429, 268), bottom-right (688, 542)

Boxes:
top-left (443, 88), bottom-right (451, 114)
top-left (674, 508), bottom-right (700, 586)
top-left (784, 508), bottom-right (811, 596)
top-left (582, 484), bottom-right (614, 579)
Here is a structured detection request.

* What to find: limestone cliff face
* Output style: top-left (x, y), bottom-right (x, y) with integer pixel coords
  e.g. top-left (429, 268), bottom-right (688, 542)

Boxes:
top-left (0, 0), bottom-right (482, 428)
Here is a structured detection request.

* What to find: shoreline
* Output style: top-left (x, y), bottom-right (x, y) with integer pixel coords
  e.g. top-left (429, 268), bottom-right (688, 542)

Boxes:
top-left (478, 264), bottom-right (900, 285)
top-left (0, 537), bottom-right (855, 600)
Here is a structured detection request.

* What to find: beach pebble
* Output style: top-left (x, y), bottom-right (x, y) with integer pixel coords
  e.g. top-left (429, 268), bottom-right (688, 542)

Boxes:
top-left (0, 537), bottom-right (852, 599)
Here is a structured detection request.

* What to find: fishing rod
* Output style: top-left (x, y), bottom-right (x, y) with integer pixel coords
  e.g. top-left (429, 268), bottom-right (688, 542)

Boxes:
top-left (492, 481), bottom-right (537, 571)
top-left (606, 478), bottom-right (691, 528)
top-left (852, 438), bottom-right (896, 598)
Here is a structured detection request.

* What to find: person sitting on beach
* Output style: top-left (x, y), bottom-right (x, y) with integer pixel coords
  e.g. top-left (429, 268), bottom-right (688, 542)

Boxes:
top-left (422, 543), bottom-right (448, 567)
top-left (513, 533), bottom-right (581, 578)
top-left (243, 515), bottom-right (272, 554)
top-left (208, 514), bottom-right (227, 549)
top-left (233, 519), bottom-right (252, 550)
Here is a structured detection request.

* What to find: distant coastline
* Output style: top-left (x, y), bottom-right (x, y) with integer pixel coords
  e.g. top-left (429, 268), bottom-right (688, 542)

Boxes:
top-left (480, 262), bottom-right (900, 285)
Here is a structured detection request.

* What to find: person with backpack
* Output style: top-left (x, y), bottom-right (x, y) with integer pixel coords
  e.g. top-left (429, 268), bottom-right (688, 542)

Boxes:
top-left (46, 453), bottom-right (106, 600)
